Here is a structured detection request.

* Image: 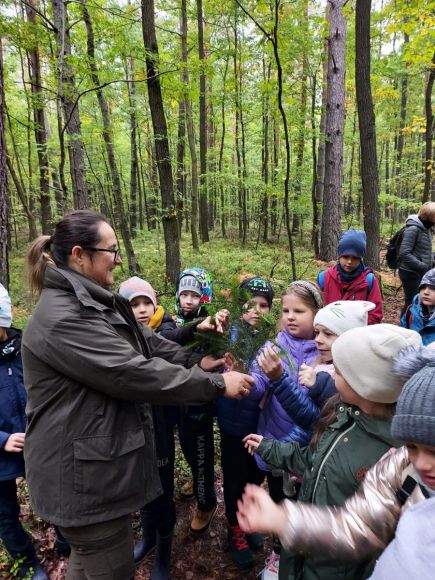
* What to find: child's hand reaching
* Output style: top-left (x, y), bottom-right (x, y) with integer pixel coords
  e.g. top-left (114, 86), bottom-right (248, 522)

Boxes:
top-left (237, 484), bottom-right (288, 535)
top-left (299, 363), bottom-right (316, 388)
top-left (257, 346), bottom-right (283, 381)
top-left (197, 309), bottom-right (230, 334)
top-left (4, 433), bottom-right (25, 453)
top-left (243, 433), bottom-right (263, 455)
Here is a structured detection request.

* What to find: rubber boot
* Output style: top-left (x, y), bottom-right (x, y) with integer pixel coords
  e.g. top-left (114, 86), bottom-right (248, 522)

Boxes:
top-left (150, 531), bottom-right (173, 580)
top-left (133, 509), bottom-right (157, 565)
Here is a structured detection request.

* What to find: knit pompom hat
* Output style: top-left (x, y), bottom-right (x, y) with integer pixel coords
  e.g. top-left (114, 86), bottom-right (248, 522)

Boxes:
top-left (0, 284), bottom-right (12, 328)
top-left (331, 324), bottom-right (422, 403)
top-left (119, 276), bottom-right (157, 310)
top-left (314, 301), bottom-right (375, 336)
top-left (240, 277), bottom-right (274, 308)
top-left (338, 228), bottom-right (367, 259)
top-left (392, 345), bottom-right (435, 445)
top-left (419, 268), bottom-right (435, 289)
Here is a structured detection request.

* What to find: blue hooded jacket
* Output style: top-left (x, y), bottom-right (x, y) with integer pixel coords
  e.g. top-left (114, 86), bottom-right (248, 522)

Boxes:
top-left (400, 294), bottom-right (435, 346)
top-left (0, 329), bottom-right (26, 481)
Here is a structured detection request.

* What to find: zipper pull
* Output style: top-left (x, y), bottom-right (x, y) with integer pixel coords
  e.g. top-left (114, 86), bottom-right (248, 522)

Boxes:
top-left (8, 367), bottom-right (12, 376)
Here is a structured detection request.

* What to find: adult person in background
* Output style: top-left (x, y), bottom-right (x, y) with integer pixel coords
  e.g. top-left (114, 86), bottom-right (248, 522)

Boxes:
top-left (22, 210), bottom-right (253, 580)
top-left (398, 202), bottom-right (435, 314)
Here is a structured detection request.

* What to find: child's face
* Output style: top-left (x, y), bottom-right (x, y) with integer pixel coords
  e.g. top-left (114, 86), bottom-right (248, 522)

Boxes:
top-left (406, 443), bottom-right (435, 489)
top-left (281, 294), bottom-right (315, 339)
top-left (130, 296), bottom-right (155, 326)
top-left (419, 285), bottom-right (435, 308)
top-left (242, 296), bottom-right (270, 326)
top-left (339, 254), bottom-right (361, 273)
top-left (179, 290), bottom-right (201, 314)
top-left (333, 367), bottom-right (361, 406)
top-left (314, 324), bottom-right (338, 363)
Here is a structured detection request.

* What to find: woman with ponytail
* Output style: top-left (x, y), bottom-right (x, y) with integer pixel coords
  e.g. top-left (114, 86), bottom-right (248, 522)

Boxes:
top-left (22, 210), bottom-right (254, 580)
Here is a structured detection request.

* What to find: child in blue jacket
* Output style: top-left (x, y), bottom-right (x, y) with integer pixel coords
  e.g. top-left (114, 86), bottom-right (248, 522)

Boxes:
top-left (400, 268), bottom-right (435, 346)
top-left (218, 277), bottom-right (275, 568)
top-left (0, 284), bottom-right (49, 580)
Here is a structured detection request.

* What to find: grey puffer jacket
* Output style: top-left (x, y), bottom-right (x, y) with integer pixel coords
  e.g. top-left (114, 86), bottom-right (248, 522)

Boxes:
top-left (398, 215), bottom-right (433, 274)
top-left (22, 266), bottom-right (222, 527)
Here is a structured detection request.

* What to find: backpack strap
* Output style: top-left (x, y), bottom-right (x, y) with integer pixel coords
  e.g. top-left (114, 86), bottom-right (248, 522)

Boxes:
top-left (366, 272), bottom-right (374, 296)
top-left (317, 271), bottom-right (325, 291)
top-left (405, 305), bottom-right (413, 328)
top-left (396, 475), bottom-right (418, 507)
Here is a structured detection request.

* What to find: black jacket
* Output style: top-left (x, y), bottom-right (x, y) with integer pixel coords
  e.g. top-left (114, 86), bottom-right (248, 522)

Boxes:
top-left (398, 215), bottom-right (433, 275)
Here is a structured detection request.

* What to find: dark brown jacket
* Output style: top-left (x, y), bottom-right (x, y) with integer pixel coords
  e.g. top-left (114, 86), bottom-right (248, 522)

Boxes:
top-left (22, 266), bottom-right (221, 527)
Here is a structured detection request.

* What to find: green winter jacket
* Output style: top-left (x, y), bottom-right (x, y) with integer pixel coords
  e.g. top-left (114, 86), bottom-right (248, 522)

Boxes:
top-left (22, 265), bottom-right (223, 528)
top-left (256, 402), bottom-right (398, 580)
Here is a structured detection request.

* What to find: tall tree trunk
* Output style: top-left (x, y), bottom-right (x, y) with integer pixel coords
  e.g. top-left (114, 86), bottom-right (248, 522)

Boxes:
top-left (423, 50), bottom-right (435, 203)
top-left (315, 31), bottom-right (329, 210)
top-left (394, 33), bottom-right (409, 200)
top-left (0, 38), bottom-right (9, 287)
top-left (197, 0), bottom-right (209, 242)
top-left (127, 57), bottom-right (139, 236)
top-left (355, 0), bottom-right (379, 269)
top-left (260, 58), bottom-right (271, 244)
top-left (175, 94), bottom-right (186, 235)
top-left (180, 0), bottom-right (199, 249)
top-left (6, 157), bottom-right (38, 239)
top-left (292, 0), bottom-right (309, 236)
top-left (218, 50), bottom-right (229, 239)
top-left (52, 0), bottom-right (88, 209)
top-left (319, 0), bottom-right (346, 261)
top-left (310, 74), bottom-right (320, 257)
top-left (80, 0), bottom-right (137, 274)
top-left (24, 0), bottom-right (53, 234)
top-left (141, 0), bottom-right (180, 283)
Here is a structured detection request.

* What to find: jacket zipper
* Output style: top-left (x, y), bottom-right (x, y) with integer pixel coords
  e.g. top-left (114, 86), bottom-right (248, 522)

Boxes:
top-left (312, 422), bottom-right (356, 501)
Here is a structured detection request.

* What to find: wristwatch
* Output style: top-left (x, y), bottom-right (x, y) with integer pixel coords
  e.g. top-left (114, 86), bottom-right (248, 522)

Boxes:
top-left (212, 374), bottom-right (226, 397)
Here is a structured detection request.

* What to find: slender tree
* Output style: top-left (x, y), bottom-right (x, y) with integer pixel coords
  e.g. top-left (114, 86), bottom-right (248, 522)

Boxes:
top-left (197, 0), bottom-right (209, 242)
top-left (79, 0), bottom-right (137, 273)
top-left (0, 38), bottom-right (9, 287)
top-left (141, 0), bottom-right (180, 283)
top-left (423, 50), bottom-right (435, 202)
top-left (24, 0), bottom-right (53, 234)
top-left (355, 0), bottom-right (379, 268)
top-left (319, 0), bottom-right (346, 261)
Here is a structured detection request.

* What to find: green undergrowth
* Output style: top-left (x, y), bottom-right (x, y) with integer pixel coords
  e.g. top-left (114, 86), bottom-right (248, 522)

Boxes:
top-left (8, 229), bottom-right (321, 327)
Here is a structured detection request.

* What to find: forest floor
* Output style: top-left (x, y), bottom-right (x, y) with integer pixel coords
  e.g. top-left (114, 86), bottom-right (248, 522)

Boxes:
top-left (0, 241), bottom-right (405, 579)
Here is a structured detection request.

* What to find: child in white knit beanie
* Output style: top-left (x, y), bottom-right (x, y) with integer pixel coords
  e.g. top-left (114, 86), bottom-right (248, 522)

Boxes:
top-left (299, 300), bottom-right (375, 386)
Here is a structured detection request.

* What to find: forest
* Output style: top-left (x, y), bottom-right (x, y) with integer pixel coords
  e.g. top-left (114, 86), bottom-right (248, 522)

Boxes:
top-left (0, 2), bottom-right (434, 578)
top-left (0, 0), bottom-right (433, 292)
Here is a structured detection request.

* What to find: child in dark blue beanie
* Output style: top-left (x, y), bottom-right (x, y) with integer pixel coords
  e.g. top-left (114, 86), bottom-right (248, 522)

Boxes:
top-left (316, 228), bottom-right (383, 324)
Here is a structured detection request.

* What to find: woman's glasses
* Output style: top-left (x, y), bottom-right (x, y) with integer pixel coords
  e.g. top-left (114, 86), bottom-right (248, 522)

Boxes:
top-left (85, 247), bottom-right (121, 261)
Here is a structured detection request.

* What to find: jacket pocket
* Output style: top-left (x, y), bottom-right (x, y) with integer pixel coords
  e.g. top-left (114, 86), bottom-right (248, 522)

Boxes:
top-left (73, 429), bottom-right (146, 502)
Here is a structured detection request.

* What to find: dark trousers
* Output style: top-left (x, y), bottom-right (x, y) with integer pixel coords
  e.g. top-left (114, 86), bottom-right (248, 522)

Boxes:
top-left (220, 430), bottom-right (264, 526)
top-left (60, 515), bottom-right (133, 580)
top-left (0, 478), bottom-right (37, 564)
top-left (178, 404), bottom-right (216, 512)
top-left (399, 268), bottom-right (422, 314)
top-left (142, 406), bottom-right (177, 535)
